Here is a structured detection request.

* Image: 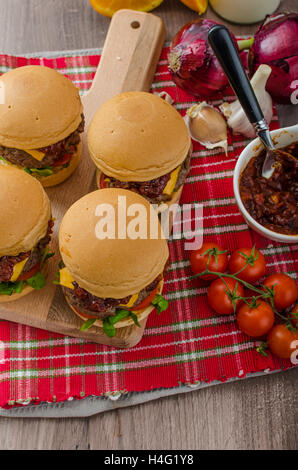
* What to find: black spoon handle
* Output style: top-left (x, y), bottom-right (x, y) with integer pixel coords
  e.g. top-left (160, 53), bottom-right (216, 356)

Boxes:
top-left (208, 24), bottom-right (264, 125)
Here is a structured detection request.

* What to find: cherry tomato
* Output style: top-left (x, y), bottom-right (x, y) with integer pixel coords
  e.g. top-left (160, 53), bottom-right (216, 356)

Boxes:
top-left (207, 277), bottom-right (244, 315)
top-left (267, 324), bottom-right (298, 359)
top-left (17, 262), bottom-right (40, 281)
top-left (236, 300), bottom-right (274, 337)
top-left (190, 243), bottom-right (228, 281)
top-left (290, 304), bottom-right (298, 329)
top-left (52, 153), bottom-right (72, 167)
top-left (228, 247), bottom-right (266, 284)
top-left (130, 287), bottom-right (159, 311)
top-left (262, 273), bottom-right (297, 311)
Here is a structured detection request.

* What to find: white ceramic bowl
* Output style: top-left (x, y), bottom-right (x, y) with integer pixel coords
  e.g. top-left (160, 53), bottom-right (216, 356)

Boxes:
top-left (233, 124), bottom-right (298, 244)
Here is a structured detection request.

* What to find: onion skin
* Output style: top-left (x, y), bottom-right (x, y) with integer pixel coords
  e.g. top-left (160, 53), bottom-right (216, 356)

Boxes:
top-left (248, 12), bottom-right (298, 104)
top-left (168, 19), bottom-right (238, 98)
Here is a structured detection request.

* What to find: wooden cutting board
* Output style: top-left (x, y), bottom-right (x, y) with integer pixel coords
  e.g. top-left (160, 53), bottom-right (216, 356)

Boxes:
top-left (0, 9), bottom-right (166, 348)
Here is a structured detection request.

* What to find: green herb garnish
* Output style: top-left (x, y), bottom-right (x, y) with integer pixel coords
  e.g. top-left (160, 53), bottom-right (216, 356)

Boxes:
top-left (14, 281), bottom-right (24, 293)
top-left (53, 271), bottom-right (60, 285)
top-left (109, 309), bottom-right (130, 324)
top-left (101, 309), bottom-right (131, 337)
top-left (0, 281), bottom-right (24, 296)
top-left (80, 318), bottom-right (97, 332)
top-left (41, 247), bottom-right (55, 267)
top-left (26, 271), bottom-right (46, 290)
top-left (25, 167), bottom-right (54, 177)
top-left (129, 311), bottom-right (141, 327)
top-left (103, 318), bottom-right (116, 337)
top-left (151, 294), bottom-right (169, 314)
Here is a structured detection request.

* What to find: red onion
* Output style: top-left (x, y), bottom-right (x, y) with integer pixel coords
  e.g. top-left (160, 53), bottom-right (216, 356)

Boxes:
top-left (168, 19), bottom-right (240, 98)
top-left (248, 12), bottom-right (298, 104)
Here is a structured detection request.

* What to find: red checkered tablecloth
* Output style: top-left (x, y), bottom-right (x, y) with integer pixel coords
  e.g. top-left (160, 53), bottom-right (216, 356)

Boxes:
top-left (0, 47), bottom-right (296, 409)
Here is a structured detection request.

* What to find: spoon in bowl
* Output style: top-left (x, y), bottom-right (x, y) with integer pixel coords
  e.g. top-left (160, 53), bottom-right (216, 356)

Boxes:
top-left (208, 25), bottom-right (284, 179)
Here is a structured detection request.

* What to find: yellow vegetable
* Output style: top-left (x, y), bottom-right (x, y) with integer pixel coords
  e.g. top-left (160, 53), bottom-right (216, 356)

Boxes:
top-left (163, 165), bottom-right (181, 196)
top-left (59, 267), bottom-right (75, 290)
top-left (180, 0), bottom-right (208, 14)
top-left (10, 258), bottom-right (29, 282)
top-left (89, 0), bottom-right (164, 17)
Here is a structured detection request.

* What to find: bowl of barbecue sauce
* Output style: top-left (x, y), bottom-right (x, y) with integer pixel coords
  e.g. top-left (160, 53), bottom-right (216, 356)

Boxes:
top-left (234, 125), bottom-right (298, 243)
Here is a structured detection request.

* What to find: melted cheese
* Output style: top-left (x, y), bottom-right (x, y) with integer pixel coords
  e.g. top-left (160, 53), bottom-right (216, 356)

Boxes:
top-left (163, 165), bottom-right (181, 196)
top-left (10, 258), bottom-right (29, 282)
top-left (59, 267), bottom-right (75, 290)
top-left (120, 293), bottom-right (139, 308)
top-left (24, 149), bottom-right (46, 162)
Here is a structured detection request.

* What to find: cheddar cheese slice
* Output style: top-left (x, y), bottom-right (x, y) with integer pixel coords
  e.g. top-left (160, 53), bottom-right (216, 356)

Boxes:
top-left (10, 258), bottom-right (29, 282)
top-left (163, 165), bottom-right (181, 196)
top-left (25, 149), bottom-right (46, 162)
top-left (59, 267), bottom-right (75, 290)
top-left (119, 293), bottom-right (139, 308)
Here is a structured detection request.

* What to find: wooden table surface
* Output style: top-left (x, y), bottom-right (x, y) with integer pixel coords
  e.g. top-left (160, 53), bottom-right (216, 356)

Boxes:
top-left (0, 0), bottom-right (297, 450)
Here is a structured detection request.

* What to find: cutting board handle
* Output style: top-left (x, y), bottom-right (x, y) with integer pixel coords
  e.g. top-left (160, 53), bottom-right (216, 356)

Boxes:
top-left (83, 9), bottom-right (166, 125)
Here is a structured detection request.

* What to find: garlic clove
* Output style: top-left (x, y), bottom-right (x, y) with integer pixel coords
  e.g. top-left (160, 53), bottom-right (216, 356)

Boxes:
top-left (220, 64), bottom-right (273, 139)
top-left (220, 102), bottom-right (231, 119)
top-left (185, 102), bottom-right (228, 154)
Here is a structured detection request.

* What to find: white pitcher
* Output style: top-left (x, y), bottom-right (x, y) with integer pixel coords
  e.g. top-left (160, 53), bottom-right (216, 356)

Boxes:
top-left (209, 0), bottom-right (281, 24)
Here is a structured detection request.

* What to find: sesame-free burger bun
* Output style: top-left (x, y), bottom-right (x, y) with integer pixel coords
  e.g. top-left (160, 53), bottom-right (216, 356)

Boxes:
top-left (59, 188), bottom-right (169, 299)
top-left (87, 92), bottom-right (191, 181)
top-left (0, 166), bottom-right (51, 257)
top-left (0, 65), bottom-right (83, 149)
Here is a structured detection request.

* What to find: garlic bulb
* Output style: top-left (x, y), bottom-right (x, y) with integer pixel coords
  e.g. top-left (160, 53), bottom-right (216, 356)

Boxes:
top-left (185, 102), bottom-right (228, 154)
top-left (220, 64), bottom-right (273, 139)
